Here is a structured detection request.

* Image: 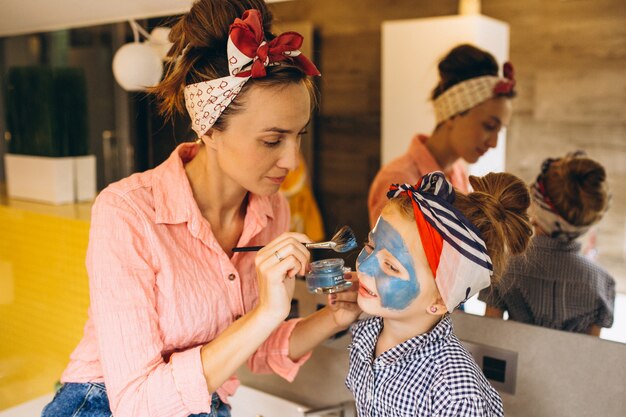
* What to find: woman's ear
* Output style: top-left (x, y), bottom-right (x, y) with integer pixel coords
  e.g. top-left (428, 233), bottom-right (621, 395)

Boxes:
top-left (203, 128), bottom-right (219, 150)
top-left (444, 116), bottom-right (456, 131)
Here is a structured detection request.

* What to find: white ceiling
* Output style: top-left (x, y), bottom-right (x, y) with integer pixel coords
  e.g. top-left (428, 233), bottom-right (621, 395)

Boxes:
top-left (0, 0), bottom-right (292, 37)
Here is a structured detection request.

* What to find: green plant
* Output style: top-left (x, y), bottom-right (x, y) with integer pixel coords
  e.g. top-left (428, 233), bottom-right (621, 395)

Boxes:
top-left (4, 66), bottom-right (89, 157)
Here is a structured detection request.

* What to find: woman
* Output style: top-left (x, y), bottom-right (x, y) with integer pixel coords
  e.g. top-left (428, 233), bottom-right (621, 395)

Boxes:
top-left (42, 2), bottom-right (360, 416)
top-left (368, 44), bottom-right (516, 226)
top-left (349, 172), bottom-right (532, 416)
top-left (480, 152), bottom-right (615, 335)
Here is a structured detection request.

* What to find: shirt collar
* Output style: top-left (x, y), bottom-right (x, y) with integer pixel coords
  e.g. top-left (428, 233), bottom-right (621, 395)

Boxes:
top-left (152, 142), bottom-right (275, 230)
top-left (350, 314), bottom-right (453, 365)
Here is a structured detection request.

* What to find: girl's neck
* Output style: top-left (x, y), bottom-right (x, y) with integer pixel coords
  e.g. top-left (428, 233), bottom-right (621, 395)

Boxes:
top-left (425, 127), bottom-right (459, 171)
top-left (184, 145), bottom-right (248, 226)
top-left (376, 314), bottom-right (441, 357)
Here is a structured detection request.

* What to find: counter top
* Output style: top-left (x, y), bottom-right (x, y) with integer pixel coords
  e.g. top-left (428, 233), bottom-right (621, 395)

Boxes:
top-left (0, 182), bottom-right (92, 221)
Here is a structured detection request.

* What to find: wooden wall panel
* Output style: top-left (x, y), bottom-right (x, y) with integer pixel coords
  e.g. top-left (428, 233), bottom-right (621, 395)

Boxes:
top-left (534, 69), bottom-right (626, 123)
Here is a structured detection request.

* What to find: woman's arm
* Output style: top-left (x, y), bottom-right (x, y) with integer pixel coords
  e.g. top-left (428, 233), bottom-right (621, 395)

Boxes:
top-left (288, 273), bottom-right (361, 359)
top-left (202, 232), bottom-right (314, 387)
top-left (200, 305), bottom-right (287, 391)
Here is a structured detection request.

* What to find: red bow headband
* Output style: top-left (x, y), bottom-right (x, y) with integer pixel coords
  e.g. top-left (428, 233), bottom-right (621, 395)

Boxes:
top-left (230, 10), bottom-right (320, 78)
top-left (184, 9), bottom-right (320, 138)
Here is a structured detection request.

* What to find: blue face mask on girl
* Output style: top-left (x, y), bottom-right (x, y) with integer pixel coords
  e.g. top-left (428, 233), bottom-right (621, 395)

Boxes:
top-left (356, 216), bottom-right (420, 310)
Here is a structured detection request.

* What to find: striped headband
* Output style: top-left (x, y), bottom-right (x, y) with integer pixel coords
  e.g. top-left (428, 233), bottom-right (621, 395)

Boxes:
top-left (387, 172), bottom-right (493, 312)
top-left (183, 9), bottom-right (320, 138)
top-left (433, 62), bottom-right (515, 125)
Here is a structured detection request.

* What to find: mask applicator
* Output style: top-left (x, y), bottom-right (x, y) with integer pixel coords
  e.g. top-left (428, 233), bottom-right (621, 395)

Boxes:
top-left (231, 225), bottom-right (357, 253)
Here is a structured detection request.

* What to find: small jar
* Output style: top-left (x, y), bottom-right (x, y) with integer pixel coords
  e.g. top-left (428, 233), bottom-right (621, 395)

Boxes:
top-left (305, 258), bottom-right (352, 294)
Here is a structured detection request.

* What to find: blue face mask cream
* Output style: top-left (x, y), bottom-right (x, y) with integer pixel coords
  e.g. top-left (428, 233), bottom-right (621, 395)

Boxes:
top-left (305, 258), bottom-right (353, 294)
top-left (356, 217), bottom-right (420, 310)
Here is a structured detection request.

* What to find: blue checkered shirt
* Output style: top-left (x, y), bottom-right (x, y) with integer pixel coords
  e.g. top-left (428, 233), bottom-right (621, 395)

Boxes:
top-left (346, 315), bottom-right (503, 417)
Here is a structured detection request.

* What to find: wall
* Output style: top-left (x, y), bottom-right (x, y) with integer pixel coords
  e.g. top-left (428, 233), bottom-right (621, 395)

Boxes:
top-left (268, 0), bottom-right (626, 291)
top-left (0, 199), bottom-right (91, 410)
top-left (239, 311), bottom-right (626, 417)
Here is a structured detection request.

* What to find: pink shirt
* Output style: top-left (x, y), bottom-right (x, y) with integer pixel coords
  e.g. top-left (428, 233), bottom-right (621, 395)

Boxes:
top-left (368, 134), bottom-right (470, 226)
top-left (62, 143), bottom-right (311, 417)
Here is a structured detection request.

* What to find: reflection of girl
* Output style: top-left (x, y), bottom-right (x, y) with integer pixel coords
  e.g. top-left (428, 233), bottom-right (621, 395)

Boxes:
top-left (348, 172), bottom-right (532, 416)
top-left (42, 2), bottom-right (360, 416)
top-left (481, 152), bottom-right (615, 336)
top-left (368, 44), bottom-right (516, 226)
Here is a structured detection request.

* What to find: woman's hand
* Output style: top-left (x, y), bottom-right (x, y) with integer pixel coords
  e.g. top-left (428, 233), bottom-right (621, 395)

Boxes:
top-left (254, 232), bottom-right (311, 324)
top-left (326, 272), bottom-right (362, 329)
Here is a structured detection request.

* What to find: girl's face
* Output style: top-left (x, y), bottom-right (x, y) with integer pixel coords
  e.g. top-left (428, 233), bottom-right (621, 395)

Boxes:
top-left (447, 97), bottom-right (512, 164)
top-left (205, 82), bottom-right (311, 196)
top-left (356, 206), bottom-right (440, 319)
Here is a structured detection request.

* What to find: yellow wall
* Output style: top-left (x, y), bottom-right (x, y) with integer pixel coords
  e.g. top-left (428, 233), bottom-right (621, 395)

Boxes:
top-left (0, 203), bottom-right (91, 410)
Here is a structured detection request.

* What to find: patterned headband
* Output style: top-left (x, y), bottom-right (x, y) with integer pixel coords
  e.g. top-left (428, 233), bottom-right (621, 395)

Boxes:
top-left (530, 151), bottom-right (598, 241)
top-left (433, 62), bottom-right (515, 125)
top-left (387, 172), bottom-right (493, 312)
top-left (183, 9), bottom-right (320, 138)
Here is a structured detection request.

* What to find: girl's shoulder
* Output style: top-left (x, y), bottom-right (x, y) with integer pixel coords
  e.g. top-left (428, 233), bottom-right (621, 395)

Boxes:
top-left (431, 336), bottom-right (496, 398)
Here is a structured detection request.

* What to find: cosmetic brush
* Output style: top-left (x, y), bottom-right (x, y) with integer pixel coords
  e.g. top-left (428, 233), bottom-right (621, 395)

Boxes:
top-left (232, 225), bottom-right (358, 253)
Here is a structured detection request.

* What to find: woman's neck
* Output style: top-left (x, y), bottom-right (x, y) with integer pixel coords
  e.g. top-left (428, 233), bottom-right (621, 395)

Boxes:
top-left (376, 314), bottom-right (440, 357)
top-left (425, 127), bottom-right (459, 171)
top-left (184, 145), bottom-right (248, 226)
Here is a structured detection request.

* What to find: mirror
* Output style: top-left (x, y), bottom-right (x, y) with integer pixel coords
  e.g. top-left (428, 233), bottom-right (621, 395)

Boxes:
top-left (0, 0), bottom-right (623, 344)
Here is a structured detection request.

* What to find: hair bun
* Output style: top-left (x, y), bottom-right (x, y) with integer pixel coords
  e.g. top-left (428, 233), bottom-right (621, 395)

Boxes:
top-left (562, 156), bottom-right (606, 195)
top-left (453, 173), bottom-right (533, 281)
top-left (151, 0), bottom-right (274, 120)
top-left (547, 154), bottom-right (609, 226)
top-left (432, 44), bottom-right (499, 99)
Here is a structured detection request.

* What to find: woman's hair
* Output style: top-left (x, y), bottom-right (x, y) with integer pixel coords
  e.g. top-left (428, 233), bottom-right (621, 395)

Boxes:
top-left (431, 44), bottom-right (516, 100)
top-left (151, 0), bottom-right (316, 129)
top-left (388, 172), bottom-right (533, 283)
top-left (543, 154), bottom-right (609, 226)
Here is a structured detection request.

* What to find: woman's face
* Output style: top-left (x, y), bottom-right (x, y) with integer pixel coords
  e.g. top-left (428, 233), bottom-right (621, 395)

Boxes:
top-left (206, 82), bottom-right (311, 196)
top-left (447, 97), bottom-right (512, 164)
top-left (356, 206), bottom-right (439, 319)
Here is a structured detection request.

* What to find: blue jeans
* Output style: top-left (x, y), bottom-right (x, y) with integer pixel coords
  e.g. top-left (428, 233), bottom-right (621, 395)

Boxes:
top-left (41, 382), bottom-right (230, 417)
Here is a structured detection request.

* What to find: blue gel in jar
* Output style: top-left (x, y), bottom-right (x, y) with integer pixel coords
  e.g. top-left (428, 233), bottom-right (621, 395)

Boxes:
top-left (305, 258), bottom-right (352, 294)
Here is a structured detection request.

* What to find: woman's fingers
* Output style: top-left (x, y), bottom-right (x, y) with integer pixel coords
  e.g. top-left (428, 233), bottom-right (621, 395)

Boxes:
top-left (257, 233), bottom-right (312, 271)
top-left (258, 241), bottom-right (310, 277)
top-left (328, 300), bottom-right (361, 312)
top-left (333, 289), bottom-right (358, 302)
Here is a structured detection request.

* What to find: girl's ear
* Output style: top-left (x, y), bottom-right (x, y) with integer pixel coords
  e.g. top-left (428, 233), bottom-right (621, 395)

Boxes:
top-left (427, 296), bottom-right (448, 316)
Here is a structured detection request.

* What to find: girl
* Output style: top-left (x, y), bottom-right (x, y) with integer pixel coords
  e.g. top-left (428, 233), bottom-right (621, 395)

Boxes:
top-left (42, 2), bottom-right (360, 416)
top-left (481, 152), bottom-right (615, 335)
top-left (348, 171), bottom-right (532, 416)
top-left (368, 44), bottom-right (516, 226)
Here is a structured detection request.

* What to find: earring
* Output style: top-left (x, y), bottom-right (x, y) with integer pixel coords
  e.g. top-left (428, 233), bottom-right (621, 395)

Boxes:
top-left (194, 137), bottom-right (203, 146)
top-left (430, 306), bottom-right (438, 313)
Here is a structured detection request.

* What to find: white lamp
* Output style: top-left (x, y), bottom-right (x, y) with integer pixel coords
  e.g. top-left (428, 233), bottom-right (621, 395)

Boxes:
top-left (112, 20), bottom-right (164, 91)
top-left (150, 27), bottom-right (174, 61)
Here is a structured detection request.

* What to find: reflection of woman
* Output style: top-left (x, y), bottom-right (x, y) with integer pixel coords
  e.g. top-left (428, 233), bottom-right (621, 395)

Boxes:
top-left (42, 2), bottom-right (360, 416)
top-left (481, 152), bottom-right (615, 336)
top-left (368, 44), bottom-right (516, 226)
top-left (349, 172), bottom-right (532, 416)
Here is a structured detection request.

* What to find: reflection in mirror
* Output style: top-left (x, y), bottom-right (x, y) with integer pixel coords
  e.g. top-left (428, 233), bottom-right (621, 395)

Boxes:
top-left (479, 152), bottom-right (615, 338)
top-left (369, 3), bottom-right (625, 344)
